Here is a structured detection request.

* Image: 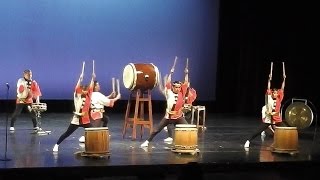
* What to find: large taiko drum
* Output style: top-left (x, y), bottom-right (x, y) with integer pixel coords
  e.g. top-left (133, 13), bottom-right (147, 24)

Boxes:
top-left (85, 127), bottom-right (110, 154)
top-left (174, 124), bottom-right (198, 150)
top-left (123, 63), bottom-right (159, 91)
top-left (273, 126), bottom-right (298, 151)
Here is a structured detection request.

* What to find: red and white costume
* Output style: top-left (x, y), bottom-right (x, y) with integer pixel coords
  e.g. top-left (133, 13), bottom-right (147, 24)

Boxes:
top-left (16, 78), bottom-right (42, 104)
top-left (184, 87), bottom-right (197, 104)
top-left (261, 89), bottom-right (284, 124)
top-left (71, 85), bottom-right (93, 125)
top-left (164, 82), bottom-right (188, 119)
top-left (90, 92), bottom-right (114, 120)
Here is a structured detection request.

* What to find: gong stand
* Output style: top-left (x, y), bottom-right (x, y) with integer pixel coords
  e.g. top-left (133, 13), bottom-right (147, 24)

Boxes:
top-left (284, 98), bottom-right (314, 129)
top-left (271, 98), bottom-right (316, 155)
top-left (122, 89), bottom-right (153, 140)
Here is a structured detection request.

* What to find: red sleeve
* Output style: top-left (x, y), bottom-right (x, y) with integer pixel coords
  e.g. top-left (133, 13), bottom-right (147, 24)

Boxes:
top-left (165, 82), bottom-right (171, 89)
top-left (75, 86), bottom-right (82, 94)
top-left (186, 88), bottom-right (197, 104)
top-left (266, 89), bottom-right (272, 95)
top-left (278, 89), bottom-right (284, 101)
top-left (88, 86), bottom-right (93, 98)
top-left (31, 81), bottom-right (42, 97)
top-left (180, 83), bottom-right (188, 97)
top-left (18, 85), bottom-right (24, 93)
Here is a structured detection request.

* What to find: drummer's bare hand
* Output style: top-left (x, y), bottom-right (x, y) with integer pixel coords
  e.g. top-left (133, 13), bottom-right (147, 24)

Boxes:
top-left (79, 73), bottom-right (84, 81)
top-left (170, 68), bottom-right (174, 74)
top-left (109, 92), bottom-right (116, 98)
top-left (184, 68), bottom-right (189, 74)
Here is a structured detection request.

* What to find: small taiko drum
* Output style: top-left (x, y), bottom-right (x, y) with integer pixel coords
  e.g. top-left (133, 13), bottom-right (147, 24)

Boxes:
top-left (31, 103), bottom-right (47, 112)
top-left (122, 63), bottom-right (159, 91)
top-left (174, 124), bottom-right (198, 150)
top-left (85, 127), bottom-right (110, 154)
top-left (273, 126), bottom-right (298, 151)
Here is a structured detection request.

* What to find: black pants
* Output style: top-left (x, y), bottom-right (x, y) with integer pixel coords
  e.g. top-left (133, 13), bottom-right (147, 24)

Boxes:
top-left (56, 123), bottom-right (91, 145)
top-left (10, 103), bottom-right (37, 128)
top-left (247, 121), bottom-right (288, 141)
top-left (90, 113), bottom-right (109, 127)
top-left (147, 116), bottom-right (188, 142)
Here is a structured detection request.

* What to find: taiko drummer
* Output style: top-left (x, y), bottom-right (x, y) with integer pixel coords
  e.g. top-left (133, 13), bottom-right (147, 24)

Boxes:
top-left (53, 61), bottom-right (95, 152)
top-left (244, 62), bottom-right (286, 148)
top-left (140, 57), bottom-right (189, 148)
top-left (9, 69), bottom-right (42, 132)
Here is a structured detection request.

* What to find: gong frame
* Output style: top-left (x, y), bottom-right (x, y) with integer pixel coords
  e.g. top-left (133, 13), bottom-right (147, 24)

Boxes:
top-left (281, 98), bottom-right (317, 129)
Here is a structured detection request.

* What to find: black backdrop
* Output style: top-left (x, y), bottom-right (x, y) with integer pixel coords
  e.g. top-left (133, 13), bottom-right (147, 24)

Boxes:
top-left (215, 1), bottom-right (317, 117)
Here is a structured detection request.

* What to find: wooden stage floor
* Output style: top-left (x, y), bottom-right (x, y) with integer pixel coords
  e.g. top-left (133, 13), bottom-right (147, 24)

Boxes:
top-left (1, 113), bottom-right (320, 179)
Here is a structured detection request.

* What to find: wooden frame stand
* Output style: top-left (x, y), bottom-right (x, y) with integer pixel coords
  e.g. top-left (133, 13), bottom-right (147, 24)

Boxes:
top-left (122, 89), bottom-right (153, 140)
top-left (191, 105), bottom-right (206, 130)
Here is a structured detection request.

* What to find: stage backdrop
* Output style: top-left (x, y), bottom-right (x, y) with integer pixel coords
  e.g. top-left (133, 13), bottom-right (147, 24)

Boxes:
top-left (0, 0), bottom-right (219, 101)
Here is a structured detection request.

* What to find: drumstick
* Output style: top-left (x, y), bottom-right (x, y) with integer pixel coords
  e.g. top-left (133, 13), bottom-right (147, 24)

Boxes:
top-left (81, 61), bottom-right (85, 75)
top-left (173, 56), bottom-right (177, 67)
top-left (269, 62), bottom-right (273, 80)
top-left (282, 62), bottom-right (285, 77)
top-left (171, 56), bottom-right (178, 73)
top-left (112, 77), bottom-right (115, 93)
top-left (185, 58), bottom-right (189, 71)
top-left (116, 79), bottom-right (120, 94)
top-left (92, 59), bottom-right (95, 74)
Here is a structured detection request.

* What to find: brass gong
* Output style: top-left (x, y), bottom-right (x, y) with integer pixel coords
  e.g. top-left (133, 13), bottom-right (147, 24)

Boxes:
top-left (284, 100), bottom-right (314, 129)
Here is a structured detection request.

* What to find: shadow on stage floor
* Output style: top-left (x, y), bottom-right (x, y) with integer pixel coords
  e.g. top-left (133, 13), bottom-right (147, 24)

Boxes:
top-left (1, 113), bottom-right (320, 179)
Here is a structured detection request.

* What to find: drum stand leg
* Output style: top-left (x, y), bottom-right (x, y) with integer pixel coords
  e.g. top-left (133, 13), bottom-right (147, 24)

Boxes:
top-left (33, 111), bottom-right (51, 135)
top-left (122, 89), bottom-right (153, 140)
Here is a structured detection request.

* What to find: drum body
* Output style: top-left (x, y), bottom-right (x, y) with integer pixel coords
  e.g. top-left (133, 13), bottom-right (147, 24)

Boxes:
top-left (174, 124), bottom-right (198, 150)
top-left (123, 63), bottom-right (159, 91)
top-left (85, 127), bottom-right (109, 154)
top-left (31, 103), bottom-right (47, 112)
top-left (273, 127), bottom-right (298, 151)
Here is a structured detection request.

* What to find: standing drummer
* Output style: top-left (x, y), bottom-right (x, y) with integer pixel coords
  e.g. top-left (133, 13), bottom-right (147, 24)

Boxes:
top-left (140, 59), bottom-right (189, 148)
top-left (9, 69), bottom-right (42, 132)
top-left (53, 61), bottom-right (95, 152)
top-left (244, 62), bottom-right (286, 148)
top-left (78, 79), bottom-right (121, 143)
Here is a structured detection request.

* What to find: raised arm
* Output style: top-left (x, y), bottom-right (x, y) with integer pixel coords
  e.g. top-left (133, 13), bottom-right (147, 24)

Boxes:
top-left (184, 58), bottom-right (189, 86)
top-left (89, 60), bottom-right (96, 89)
top-left (167, 56), bottom-right (177, 84)
top-left (157, 73), bottom-right (167, 95)
top-left (76, 61), bottom-right (85, 88)
top-left (267, 62), bottom-right (273, 90)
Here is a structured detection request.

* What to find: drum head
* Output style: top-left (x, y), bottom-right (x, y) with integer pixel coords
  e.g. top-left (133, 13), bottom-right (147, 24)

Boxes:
top-left (123, 63), bottom-right (136, 90)
top-left (275, 126), bottom-right (297, 130)
top-left (176, 124), bottom-right (197, 128)
top-left (151, 63), bottom-right (160, 87)
top-left (85, 127), bottom-right (109, 131)
top-left (285, 102), bottom-right (313, 129)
